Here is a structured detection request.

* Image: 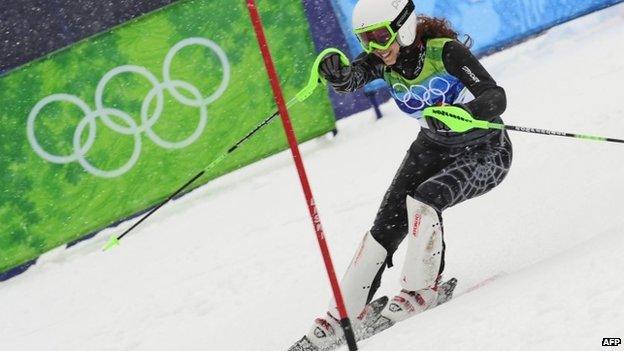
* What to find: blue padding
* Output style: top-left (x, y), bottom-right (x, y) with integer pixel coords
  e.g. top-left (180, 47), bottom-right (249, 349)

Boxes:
top-left (0, 259), bottom-right (37, 282)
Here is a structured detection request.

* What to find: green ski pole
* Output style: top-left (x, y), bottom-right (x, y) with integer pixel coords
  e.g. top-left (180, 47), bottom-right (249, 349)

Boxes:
top-left (103, 48), bottom-right (349, 251)
top-left (424, 106), bottom-right (624, 144)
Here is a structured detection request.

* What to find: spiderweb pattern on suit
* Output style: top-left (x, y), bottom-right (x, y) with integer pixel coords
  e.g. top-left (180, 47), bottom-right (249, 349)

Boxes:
top-left (423, 137), bottom-right (512, 211)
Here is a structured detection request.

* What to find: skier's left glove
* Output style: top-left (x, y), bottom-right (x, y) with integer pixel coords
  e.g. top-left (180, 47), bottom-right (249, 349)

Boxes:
top-left (319, 53), bottom-right (352, 85)
top-left (426, 104), bottom-right (472, 132)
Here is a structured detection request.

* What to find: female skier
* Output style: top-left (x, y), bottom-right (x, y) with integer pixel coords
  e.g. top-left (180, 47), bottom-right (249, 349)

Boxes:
top-left (292, 0), bottom-right (512, 349)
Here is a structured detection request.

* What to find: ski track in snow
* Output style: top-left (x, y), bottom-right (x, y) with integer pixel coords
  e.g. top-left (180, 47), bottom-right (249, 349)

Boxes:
top-left (2, 4), bottom-right (624, 351)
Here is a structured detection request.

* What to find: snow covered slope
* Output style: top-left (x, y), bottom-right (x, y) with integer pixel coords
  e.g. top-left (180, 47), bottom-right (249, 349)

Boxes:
top-left (1, 4), bottom-right (623, 351)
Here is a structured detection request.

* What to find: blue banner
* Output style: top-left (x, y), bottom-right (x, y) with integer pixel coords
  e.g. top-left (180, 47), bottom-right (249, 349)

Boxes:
top-left (303, 0), bottom-right (380, 119)
top-left (331, 0), bottom-right (623, 90)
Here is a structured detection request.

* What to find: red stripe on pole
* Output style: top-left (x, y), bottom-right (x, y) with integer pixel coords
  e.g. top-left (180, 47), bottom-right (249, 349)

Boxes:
top-left (245, 0), bottom-right (355, 340)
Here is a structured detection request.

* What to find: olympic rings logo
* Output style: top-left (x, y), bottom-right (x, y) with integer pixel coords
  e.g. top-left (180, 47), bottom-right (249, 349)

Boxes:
top-left (27, 37), bottom-right (230, 178)
top-left (392, 77), bottom-right (451, 111)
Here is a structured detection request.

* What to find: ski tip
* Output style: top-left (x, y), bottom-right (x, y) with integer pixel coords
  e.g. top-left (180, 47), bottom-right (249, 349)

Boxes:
top-left (447, 277), bottom-right (458, 286)
top-left (443, 277), bottom-right (459, 292)
top-left (436, 277), bottom-right (459, 306)
top-left (102, 237), bottom-right (120, 252)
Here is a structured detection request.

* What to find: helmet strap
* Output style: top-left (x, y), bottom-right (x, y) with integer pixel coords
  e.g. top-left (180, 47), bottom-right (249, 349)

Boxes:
top-left (390, 1), bottom-right (415, 33)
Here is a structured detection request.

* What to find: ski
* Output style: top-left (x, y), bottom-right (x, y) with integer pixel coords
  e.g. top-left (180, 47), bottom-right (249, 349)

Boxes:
top-left (357, 277), bottom-right (458, 341)
top-left (355, 273), bottom-right (504, 343)
top-left (288, 336), bottom-right (321, 351)
top-left (287, 278), bottom-right (458, 351)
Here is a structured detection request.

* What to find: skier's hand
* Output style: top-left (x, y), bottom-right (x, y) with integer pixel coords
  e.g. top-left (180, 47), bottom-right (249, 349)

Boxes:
top-left (319, 53), bottom-right (352, 84)
top-left (429, 117), bottom-right (450, 132)
top-left (427, 104), bottom-right (472, 132)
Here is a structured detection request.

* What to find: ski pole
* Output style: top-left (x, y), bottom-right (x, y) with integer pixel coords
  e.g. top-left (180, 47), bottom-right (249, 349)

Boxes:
top-left (424, 106), bottom-right (624, 144)
top-left (102, 105), bottom-right (286, 251)
top-left (103, 48), bottom-right (349, 251)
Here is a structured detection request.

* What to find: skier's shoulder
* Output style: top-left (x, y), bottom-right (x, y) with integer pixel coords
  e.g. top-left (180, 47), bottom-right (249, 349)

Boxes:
top-left (425, 36), bottom-right (456, 48)
top-left (417, 37), bottom-right (470, 73)
top-left (422, 37), bottom-right (470, 59)
top-left (436, 38), bottom-right (477, 67)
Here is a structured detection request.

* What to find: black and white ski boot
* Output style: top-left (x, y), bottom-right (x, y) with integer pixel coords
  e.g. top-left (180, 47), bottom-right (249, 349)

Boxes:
top-left (288, 313), bottom-right (344, 351)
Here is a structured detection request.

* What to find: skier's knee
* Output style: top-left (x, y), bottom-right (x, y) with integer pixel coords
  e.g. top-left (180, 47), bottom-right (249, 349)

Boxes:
top-left (369, 226), bottom-right (404, 259)
top-left (413, 182), bottom-right (449, 212)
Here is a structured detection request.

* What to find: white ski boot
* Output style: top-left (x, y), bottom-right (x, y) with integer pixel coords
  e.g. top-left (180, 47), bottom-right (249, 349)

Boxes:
top-left (382, 196), bottom-right (444, 322)
top-left (308, 313), bottom-right (344, 350)
top-left (286, 313), bottom-right (343, 351)
top-left (381, 285), bottom-right (439, 322)
top-left (290, 231), bottom-right (388, 351)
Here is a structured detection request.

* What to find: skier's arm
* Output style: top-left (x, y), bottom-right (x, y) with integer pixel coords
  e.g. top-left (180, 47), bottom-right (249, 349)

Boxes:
top-left (319, 53), bottom-right (385, 93)
top-left (442, 41), bottom-right (507, 121)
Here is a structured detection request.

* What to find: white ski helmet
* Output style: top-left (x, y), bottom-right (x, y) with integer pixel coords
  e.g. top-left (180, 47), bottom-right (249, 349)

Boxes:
top-left (352, 0), bottom-right (417, 49)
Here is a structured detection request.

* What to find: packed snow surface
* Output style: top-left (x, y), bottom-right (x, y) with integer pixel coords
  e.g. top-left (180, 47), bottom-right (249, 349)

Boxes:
top-left (2, 4), bottom-right (624, 351)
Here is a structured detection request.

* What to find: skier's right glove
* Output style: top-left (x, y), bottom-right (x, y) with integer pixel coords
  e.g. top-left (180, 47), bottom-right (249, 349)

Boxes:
top-left (319, 53), bottom-right (352, 85)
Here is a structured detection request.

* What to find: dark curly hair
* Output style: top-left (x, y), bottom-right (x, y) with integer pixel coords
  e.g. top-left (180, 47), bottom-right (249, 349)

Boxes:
top-left (415, 15), bottom-right (472, 48)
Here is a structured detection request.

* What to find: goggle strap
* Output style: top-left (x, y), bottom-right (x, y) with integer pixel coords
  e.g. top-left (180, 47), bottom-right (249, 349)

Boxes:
top-left (390, 1), bottom-right (415, 33)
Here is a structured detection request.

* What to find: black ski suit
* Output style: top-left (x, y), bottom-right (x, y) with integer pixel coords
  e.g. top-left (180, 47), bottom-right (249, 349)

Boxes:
top-left (328, 39), bottom-right (513, 297)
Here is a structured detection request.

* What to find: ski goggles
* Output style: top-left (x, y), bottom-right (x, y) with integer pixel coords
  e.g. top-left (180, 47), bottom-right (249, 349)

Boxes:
top-left (354, 0), bottom-right (415, 53)
top-left (354, 22), bottom-right (398, 53)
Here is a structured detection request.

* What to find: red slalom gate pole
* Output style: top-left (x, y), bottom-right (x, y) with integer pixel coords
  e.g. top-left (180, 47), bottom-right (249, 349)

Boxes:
top-left (246, 1), bottom-right (358, 350)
